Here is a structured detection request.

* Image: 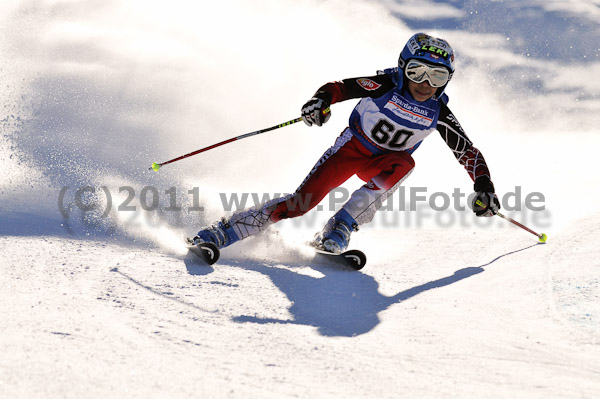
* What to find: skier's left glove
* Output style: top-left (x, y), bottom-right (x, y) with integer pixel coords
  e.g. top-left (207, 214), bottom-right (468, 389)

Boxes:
top-left (302, 97), bottom-right (331, 127)
top-left (472, 175), bottom-right (500, 217)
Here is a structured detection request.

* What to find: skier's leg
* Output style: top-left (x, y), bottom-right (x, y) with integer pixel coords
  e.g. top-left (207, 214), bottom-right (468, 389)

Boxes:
top-left (192, 194), bottom-right (296, 248)
top-left (314, 150), bottom-right (415, 252)
top-left (270, 130), bottom-right (369, 222)
top-left (193, 129), bottom-right (368, 248)
top-left (344, 150), bottom-right (415, 225)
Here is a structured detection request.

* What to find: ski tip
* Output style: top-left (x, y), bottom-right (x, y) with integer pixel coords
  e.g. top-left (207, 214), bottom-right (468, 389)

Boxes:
top-left (187, 241), bottom-right (220, 265)
top-left (200, 242), bottom-right (220, 265)
top-left (342, 249), bottom-right (367, 270)
top-left (312, 246), bottom-right (367, 271)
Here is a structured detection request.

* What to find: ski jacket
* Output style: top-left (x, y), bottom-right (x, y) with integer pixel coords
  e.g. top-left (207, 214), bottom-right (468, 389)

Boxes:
top-left (312, 69), bottom-right (493, 187)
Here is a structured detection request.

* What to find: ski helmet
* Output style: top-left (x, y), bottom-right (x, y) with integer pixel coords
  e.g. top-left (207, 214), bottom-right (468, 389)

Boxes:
top-left (398, 33), bottom-right (455, 98)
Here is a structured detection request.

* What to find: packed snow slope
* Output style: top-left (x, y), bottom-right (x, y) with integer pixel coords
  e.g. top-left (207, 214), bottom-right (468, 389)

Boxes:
top-left (1, 0), bottom-right (599, 398)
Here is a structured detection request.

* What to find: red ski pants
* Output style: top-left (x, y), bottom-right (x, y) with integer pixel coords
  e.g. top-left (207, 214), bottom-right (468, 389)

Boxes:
top-left (270, 131), bottom-right (415, 222)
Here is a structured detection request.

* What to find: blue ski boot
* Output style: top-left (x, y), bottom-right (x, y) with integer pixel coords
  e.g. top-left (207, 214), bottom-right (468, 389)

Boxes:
top-left (313, 209), bottom-right (358, 254)
top-left (191, 219), bottom-right (240, 249)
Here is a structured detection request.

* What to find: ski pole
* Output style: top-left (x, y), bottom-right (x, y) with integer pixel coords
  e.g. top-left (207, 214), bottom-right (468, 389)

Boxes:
top-left (496, 211), bottom-right (547, 242)
top-left (476, 199), bottom-right (547, 243)
top-left (149, 112), bottom-right (326, 171)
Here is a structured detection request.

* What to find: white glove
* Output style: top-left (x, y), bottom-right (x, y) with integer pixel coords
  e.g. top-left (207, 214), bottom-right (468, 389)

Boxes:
top-left (301, 97), bottom-right (331, 127)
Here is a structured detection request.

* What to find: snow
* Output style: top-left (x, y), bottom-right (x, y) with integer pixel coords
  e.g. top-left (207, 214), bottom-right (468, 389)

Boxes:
top-left (1, 0), bottom-right (600, 398)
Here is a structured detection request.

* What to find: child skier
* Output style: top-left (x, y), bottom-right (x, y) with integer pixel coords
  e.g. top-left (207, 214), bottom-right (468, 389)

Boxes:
top-left (190, 32), bottom-right (500, 253)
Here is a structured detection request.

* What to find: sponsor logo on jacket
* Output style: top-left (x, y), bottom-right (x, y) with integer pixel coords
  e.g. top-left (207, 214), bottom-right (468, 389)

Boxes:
top-left (357, 78), bottom-right (382, 91)
top-left (384, 94), bottom-right (435, 127)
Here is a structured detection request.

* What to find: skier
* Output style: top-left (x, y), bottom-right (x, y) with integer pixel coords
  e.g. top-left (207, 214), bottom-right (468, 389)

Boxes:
top-left (190, 32), bottom-right (500, 254)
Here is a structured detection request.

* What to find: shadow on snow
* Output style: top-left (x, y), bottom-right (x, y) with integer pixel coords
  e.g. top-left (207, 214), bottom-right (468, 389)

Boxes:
top-left (224, 243), bottom-right (543, 337)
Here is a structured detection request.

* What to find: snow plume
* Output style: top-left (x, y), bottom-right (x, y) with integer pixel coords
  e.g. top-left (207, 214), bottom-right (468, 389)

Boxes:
top-left (0, 0), bottom-right (403, 242)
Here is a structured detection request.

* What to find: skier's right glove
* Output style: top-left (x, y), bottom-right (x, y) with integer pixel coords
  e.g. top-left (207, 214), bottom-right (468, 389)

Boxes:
top-left (301, 97), bottom-right (331, 127)
top-left (472, 175), bottom-right (500, 217)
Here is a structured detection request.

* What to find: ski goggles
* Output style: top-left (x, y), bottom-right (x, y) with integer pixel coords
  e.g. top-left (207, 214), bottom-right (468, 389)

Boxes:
top-left (404, 59), bottom-right (450, 88)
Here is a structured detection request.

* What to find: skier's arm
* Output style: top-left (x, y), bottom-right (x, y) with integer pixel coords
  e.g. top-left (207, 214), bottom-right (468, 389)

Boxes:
top-left (312, 74), bottom-right (396, 105)
top-left (436, 102), bottom-right (493, 185)
top-left (437, 102), bottom-right (500, 215)
top-left (302, 74), bottom-right (395, 126)
top-left (436, 102), bottom-right (500, 216)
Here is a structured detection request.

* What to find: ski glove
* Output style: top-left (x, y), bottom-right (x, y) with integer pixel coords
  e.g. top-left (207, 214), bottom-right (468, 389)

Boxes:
top-left (472, 176), bottom-right (500, 217)
top-left (301, 97), bottom-right (331, 127)
top-left (472, 192), bottom-right (500, 217)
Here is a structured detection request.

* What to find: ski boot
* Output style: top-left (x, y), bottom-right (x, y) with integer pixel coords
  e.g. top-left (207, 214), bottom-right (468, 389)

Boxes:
top-left (313, 209), bottom-right (358, 254)
top-left (189, 219), bottom-right (240, 249)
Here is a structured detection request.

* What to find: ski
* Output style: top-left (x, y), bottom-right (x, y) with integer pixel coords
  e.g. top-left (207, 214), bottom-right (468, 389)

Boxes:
top-left (312, 247), bottom-right (367, 270)
top-left (186, 239), bottom-right (220, 265)
top-left (185, 238), bottom-right (365, 270)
